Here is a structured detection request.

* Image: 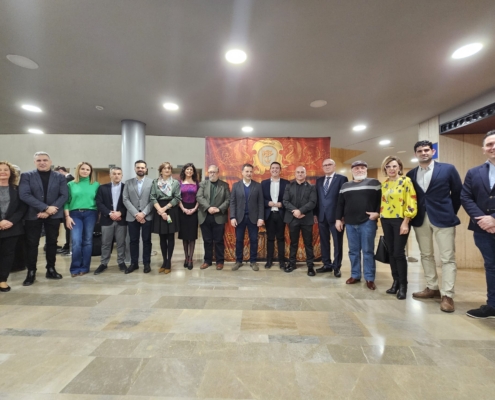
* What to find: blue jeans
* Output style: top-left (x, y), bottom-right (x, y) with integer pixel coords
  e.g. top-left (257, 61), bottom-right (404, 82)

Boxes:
top-left (346, 219), bottom-right (377, 281)
top-left (473, 231), bottom-right (495, 308)
top-left (235, 215), bottom-right (259, 262)
top-left (69, 210), bottom-right (98, 274)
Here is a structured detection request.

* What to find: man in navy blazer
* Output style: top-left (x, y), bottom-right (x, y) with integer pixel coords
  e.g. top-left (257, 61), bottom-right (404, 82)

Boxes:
top-left (230, 163), bottom-right (264, 271)
top-left (461, 130), bottom-right (495, 319)
top-left (95, 167), bottom-right (127, 275)
top-left (314, 158), bottom-right (348, 277)
top-left (19, 152), bottom-right (68, 286)
top-left (261, 162), bottom-right (289, 269)
top-left (406, 140), bottom-right (462, 313)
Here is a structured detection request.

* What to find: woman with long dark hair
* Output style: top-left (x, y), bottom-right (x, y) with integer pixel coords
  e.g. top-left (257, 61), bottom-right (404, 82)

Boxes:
top-left (178, 163), bottom-right (199, 270)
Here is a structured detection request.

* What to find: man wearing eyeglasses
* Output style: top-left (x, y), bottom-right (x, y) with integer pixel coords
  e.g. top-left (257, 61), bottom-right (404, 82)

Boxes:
top-left (196, 165), bottom-right (231, 270)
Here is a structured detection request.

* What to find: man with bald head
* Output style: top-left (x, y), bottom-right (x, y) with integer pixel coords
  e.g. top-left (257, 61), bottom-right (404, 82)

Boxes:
top-left (314, 159), bottom-right (348, 277)
top-left (196, 165), bottom-right (231, 270)
top-left (283, 166), bottom-right (317, 276)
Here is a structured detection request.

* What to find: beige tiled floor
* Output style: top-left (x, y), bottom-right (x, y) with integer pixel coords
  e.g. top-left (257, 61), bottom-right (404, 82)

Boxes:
top-left (0, 229), bottom-right (494, 399)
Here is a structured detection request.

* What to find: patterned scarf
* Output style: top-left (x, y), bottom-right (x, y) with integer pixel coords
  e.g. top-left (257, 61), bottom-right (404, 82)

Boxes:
top-left (157, 177), bottom-right (173, 196)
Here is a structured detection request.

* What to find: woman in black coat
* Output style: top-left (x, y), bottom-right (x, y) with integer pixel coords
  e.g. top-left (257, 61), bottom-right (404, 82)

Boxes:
top-left (0, 161), bottom-right (27, 292)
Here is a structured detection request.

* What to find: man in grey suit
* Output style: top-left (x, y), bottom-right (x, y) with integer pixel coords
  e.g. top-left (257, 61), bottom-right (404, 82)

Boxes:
top-left (283, 166), bottom-right (317, 276)
top-left (123, 160), bottom-right (153, 274)
top-left (19, 151), bottom-right (68, 286)
top-left (230, 163), bottom-right (264, 271)
top-left (196, 165), bottom-right (231, 270)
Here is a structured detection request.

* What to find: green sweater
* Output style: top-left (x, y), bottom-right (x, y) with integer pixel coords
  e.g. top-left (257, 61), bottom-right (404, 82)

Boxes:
top-left (64, 177), bottom-right (100, 211)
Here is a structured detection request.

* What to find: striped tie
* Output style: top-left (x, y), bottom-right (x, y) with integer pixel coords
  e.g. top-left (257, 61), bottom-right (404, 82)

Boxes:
top-left (324, 176), bottom-right (331, 194)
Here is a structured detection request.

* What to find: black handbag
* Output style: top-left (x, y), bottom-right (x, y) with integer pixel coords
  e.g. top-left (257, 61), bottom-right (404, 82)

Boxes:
top-left (374, 235), bottom-right (390, 264)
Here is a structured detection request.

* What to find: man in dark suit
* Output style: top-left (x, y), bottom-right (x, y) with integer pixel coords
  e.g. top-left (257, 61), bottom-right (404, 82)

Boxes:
top-left (54, 166), bottom-right (74, 254)
top-left (230, 163), bottom-right (264, 271)
top-left (461, 130), bottom-right (495, 319)
top-left (19, 151), bottom-right (68, 286)
top-left (406, 140), bottom-right (462, 313)
top-left (283, 166), bottom-right (317, 276)
top-left (261, 162), bottom-right (289, 269)
top-left (197, 165), bottom-right (231, 270)
top-left (123, 160), bottom-right (154, 274)
top-left (95, 167), bottom-right (127, 274)
top-left (314, 158), bottom-right (348, 277)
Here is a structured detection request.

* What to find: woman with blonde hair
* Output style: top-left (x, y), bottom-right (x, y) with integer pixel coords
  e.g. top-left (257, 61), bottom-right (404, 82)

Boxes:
top-left (65, 162), bottom-right (99, 276)
top-left (380, 156), bottom-right (417, 300)
top-left (151, 162), bottom-right (181, 274)
top-left (0, 161), bottom-right (27, 292)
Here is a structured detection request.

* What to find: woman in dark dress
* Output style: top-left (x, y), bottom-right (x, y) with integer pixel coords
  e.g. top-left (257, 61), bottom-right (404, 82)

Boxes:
top-left (151, 162), bottom-right (181, 274)
top-left (178, 163), bottom-right (199, 270)
top-left (0, 161), bottom-right (27, 292)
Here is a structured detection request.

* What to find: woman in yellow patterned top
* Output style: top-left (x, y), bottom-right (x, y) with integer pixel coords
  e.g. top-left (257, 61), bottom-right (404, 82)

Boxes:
top-left (380, 156), bottom-right (417, 300)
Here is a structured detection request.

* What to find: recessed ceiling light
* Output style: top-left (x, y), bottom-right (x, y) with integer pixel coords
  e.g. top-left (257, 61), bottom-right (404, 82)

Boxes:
top-left (21, 104), bottom-right (42, 113)
top-left (310, 100), bottom-right (327, 108)
top-left (411, 158), bottom-right (418, 162)
top-left (397, 150), bottom-right (406, 154)
top-left (452, 43), bottom-right (483, 59)
top-left (379, 140), bottom-right (391, 145)
top-left (7, 54), bottom-right (39, 69)
top-left (95, 105), bottom-right (104, 111)
top-left (225, 49), bottom-right (247, 64)
top-left (163, 103), bottom-right (179, 111)
top-left (28, 128), bottom-right (44, 134)
top-left (353, 125), bottom-right (367, 132)
top-left (242, 126), bottom-right (253, 133)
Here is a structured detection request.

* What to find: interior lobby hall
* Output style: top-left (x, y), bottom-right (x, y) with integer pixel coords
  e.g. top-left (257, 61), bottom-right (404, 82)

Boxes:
top-left (1, 1), bottom-right (495, 399)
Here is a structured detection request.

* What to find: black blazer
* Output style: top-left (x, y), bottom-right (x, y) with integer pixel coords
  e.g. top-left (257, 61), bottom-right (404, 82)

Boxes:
top-left (461, 162), bottom-right (495, 233)
top-left (230, 180), bottom-right (264, 224)
top-left (261, 178), bottom-right (290, 220)
top-left (0, 185), bottom-right (27, 238)
top-left (283, 180), bottom-right (317, 225)
top-left (96, 182), bottom-right (127, 226)
top-left (314, 174), bottom-right (348, 223)
top-left (406, 162), bottom-right (462, 228)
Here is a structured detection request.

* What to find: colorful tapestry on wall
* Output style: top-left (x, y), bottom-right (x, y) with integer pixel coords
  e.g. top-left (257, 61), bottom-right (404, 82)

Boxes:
top-left (205, 137), bottom-right (331, 262)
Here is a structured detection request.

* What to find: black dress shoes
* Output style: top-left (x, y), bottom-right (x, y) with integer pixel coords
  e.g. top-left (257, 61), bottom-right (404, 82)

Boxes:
top-left (279, 262), bottom-right (286, 270)
top-left (307, 266), bottom-right (316, 277)
top-left (94, 264), bottom-right (107, 275)
top-left (264, 261), bottom-right (273, 269)
top-left (46, 267), bottom-right (63, 279)
top-left (118, 263), bottom-right (127, 272)
top-left (0, 286), bottom-right (11, 292)
top-left (284, 264), bottom-right (297, 273)
top-left (23, 270), bottom-right (36, 286)
top-left (125, 264), bottom-right (139, 274)
top-left (334, 267), bottom-right (341, 278)
top-left (316, 265), bottom-right (333, 273)
top-left (143, 264), bottom-right (151, 273)
top-left (397, 284), bottom-right (407, 300)
top-left (386, 280), bottom-right (399, 294)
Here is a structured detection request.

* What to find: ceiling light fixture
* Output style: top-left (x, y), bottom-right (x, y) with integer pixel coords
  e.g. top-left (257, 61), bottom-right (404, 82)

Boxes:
top-left (242, 126), bottom-right (253, 133)
top-left (452, 43), bottom-right (483, 59)
top-left (225, 49), bottom-right (247, 64)
top-left (95, 105), bottom-right (105, 111)
top-left (21, 104), bottom-right (42, 113)
top-left (163, 103), bottom-right (179, 111)
top-left (310, 100), bottom-right (327, 108)
top-left (411, 158), bottom-right (418, 162)
top-left (379, 140), bottom-right (391, 145)
top-left (352, 125), bottom-right (367, 132)
top-left (28, 128), bottom-right (44, 134)
top-left (7, 54), bottom-right (39, 69)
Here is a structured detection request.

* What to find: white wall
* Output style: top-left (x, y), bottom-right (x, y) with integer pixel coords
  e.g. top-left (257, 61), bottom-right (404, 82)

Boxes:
top-left (0, 134), bottom-right (206, 177)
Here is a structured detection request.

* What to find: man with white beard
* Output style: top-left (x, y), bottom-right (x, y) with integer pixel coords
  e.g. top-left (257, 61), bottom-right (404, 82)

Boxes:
top-left (335, 161), bottom-right (381, 290)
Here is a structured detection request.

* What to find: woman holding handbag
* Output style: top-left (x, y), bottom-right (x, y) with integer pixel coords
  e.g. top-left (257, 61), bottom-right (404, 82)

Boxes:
top-left (380, 156), bottom-right (417, 300)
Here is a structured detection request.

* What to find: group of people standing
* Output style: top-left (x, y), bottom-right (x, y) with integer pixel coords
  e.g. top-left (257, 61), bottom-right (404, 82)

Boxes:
top-left (1, 132), bottom-right (495, 320)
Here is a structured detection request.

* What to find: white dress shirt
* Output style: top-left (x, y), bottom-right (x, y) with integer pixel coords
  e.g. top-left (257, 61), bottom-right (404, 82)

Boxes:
top-left (111, 182), bottom-right (122, 212)
top-left (270, 178), bottom-right (280, 211)
top-left (416, 160), bottom-right (435, 192)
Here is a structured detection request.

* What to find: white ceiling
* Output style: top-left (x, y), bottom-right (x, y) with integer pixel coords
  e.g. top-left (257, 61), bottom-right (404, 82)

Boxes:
top-left (1, 0), bottom-right (495, 168)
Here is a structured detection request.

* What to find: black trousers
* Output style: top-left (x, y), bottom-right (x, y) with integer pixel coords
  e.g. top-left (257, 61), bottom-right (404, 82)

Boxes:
top-left (265, 211), bottom-right (286, 263)
top-left (0, 236), bottom-right (19, 282)
top-left (25, 219), bottom-right (61, 271)
top-left (128, 219), bottom-right (152, 265)
top-left (318, 218), bottom-right (344, 268)
top-left (288, 221), bottom-right (314, 267)
top-left (381, 218), bottom-right (410, 285)
top-left (200, 214), bottom-right (226, 265)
